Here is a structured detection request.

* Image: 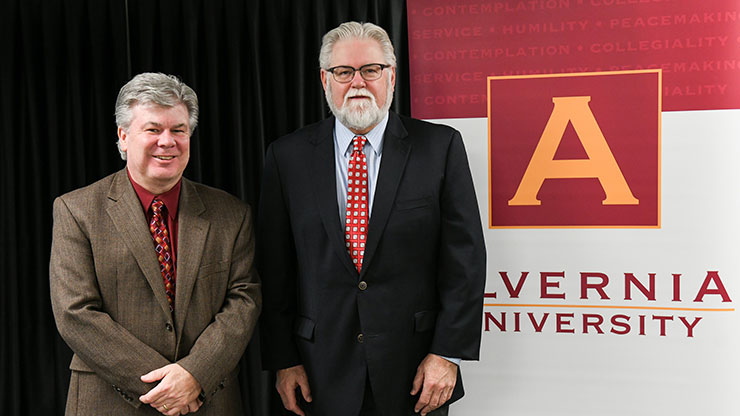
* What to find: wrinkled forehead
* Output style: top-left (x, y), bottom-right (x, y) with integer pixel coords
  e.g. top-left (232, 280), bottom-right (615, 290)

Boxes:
top-left (330, 38), bottom-right (386, 67)
top-left (130, 102), bottom-right (190, 124)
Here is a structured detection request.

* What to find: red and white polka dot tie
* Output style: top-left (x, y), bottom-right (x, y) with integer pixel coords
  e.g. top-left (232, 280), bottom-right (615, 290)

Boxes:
top-left (345, 135), bottom-right (368, 273)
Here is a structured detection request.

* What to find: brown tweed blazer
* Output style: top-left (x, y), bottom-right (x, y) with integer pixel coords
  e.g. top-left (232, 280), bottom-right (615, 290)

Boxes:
top-left (50, 169), bottom-right (261, 415)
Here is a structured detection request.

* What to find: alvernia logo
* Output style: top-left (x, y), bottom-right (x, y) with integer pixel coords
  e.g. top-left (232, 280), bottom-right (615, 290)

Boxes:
top-left (488, 70), bottom-right (661, 228)
top-left (483, 270), bottom-right (733, 338)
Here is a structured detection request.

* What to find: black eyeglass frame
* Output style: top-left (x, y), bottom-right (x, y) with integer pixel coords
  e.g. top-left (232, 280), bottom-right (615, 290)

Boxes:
top-left (325, 63), bottom-right (391, 83)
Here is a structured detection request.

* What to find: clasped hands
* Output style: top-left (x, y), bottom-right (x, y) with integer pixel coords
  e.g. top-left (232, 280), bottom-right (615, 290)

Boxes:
top-left (276, 353), bottom-right (457, 416)
top-left (139, 363), bottom-right (202, 415)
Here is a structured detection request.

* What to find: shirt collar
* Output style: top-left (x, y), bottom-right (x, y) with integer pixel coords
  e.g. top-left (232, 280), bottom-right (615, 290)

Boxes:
top-left (335, 112), bottom-right (389, 158)
top-left (127, 169), bottom-right (182, 220)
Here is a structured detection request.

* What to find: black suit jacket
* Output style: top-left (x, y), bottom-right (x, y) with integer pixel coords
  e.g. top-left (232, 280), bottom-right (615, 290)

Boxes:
top-left (258, 112), bottom-right (486, 415)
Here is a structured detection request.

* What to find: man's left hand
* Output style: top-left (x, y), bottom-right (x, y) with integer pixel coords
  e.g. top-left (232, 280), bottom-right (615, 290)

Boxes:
top-left (410, 353), bottom-right (457, 415)
top-left (139, 363), bottom-right (202, 415)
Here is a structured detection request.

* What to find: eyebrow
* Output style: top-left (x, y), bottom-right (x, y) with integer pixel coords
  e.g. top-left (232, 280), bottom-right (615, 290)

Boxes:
top-left (143, 122), bottom-right (188, 129)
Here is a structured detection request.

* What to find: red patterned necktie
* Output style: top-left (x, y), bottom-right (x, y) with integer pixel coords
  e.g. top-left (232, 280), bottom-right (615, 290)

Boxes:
top-left (150, 198), bottom-right (176, 311)
top-left (345, 135), bottom-right (368, 273)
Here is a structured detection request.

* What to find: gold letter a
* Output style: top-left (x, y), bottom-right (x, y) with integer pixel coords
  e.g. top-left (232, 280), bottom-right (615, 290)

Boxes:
top-left (508, 96), bottom-right (639, 206)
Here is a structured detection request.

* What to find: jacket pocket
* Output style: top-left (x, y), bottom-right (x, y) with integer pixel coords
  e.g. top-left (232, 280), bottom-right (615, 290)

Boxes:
top-left (293, 316), bottom-right (316, 341)
top-left (197, 261), bottom-right (229, 279)
top-left (394, 196), bottom-right (433, 211)
top-left (414, 310), bottom-right (438, 332)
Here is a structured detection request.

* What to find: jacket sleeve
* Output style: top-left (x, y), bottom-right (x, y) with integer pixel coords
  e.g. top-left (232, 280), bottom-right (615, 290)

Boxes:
top-left (176, 203), bottom-right (262, 401)
top-left (256, 144), bottom-right (303, 370)
top-left (49, 196), bottom-right (171, 408)
top-left (430, 129), bottom-right (487, 361)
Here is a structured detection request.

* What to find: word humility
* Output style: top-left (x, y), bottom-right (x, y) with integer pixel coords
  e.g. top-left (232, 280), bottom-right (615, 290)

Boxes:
top-left (484, 271), bottom-right (732, 337)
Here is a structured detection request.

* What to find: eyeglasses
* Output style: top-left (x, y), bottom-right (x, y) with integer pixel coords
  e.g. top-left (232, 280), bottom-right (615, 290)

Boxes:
top-left (326, 63), bottom-right (391, 83)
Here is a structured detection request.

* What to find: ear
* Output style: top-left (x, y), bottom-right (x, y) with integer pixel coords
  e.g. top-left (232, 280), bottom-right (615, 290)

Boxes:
top-left (389, 66), bottom-right (396, 91)
top-left (320, 69), bottom-right (328, 93)
top-left (117, 127), bottom-right (128, 152)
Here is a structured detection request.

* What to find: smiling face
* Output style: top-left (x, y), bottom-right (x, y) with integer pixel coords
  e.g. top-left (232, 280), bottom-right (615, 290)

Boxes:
top-left (321, 38), bottom-right (396, 134)
top-left (118, 102), bottom-right (190, 194)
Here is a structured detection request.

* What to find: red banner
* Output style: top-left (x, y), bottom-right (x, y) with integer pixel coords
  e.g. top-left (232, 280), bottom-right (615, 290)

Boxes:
top-left (408, 0), bottom-right (740, 119)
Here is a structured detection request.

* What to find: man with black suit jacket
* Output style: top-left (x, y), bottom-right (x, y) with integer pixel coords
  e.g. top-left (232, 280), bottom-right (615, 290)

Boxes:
top-left (50, 73), bottom-right (261, 415)
top-left (258, 22), bottom-right (486, 416)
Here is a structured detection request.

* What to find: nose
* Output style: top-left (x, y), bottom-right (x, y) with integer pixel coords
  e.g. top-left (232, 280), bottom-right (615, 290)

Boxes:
top-left (157, 130), bottom-right (176, 147)
top-left (350, 70), bottom-right (366, 88)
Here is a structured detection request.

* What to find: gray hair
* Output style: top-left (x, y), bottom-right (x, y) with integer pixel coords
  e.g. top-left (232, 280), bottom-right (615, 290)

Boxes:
top-left (115, 72), bottom-right (199, 160)
top-left (319, 22), bottom-right (396, 69)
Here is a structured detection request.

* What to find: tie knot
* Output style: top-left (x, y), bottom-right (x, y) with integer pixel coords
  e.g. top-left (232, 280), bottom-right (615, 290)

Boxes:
top-left (353, 135), bottom-right (367, 152)
top-left (151, 198), bottom-right (165, 214)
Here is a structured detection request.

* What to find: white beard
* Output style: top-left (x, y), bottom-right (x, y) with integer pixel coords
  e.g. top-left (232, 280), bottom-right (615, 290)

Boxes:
top-left (326, 77), bottom-right (393, 132)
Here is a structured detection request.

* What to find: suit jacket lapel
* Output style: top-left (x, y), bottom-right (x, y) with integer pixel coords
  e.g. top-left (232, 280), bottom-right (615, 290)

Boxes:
top-left (106, 169), bottom-right (173, 319)
top-left (362, 113), bottom-right (410, 277)
top-left (173, 178), bottom-right (209, 339)
top-left (312, 118), bottom-right (359, 276)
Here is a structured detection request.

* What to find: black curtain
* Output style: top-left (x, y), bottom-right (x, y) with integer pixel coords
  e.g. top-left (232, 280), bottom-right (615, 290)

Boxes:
top-left (0, 0), bottom-right (410, 414)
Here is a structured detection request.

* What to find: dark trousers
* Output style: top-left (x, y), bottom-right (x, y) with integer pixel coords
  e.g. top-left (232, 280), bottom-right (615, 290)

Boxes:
top-left (359, 376), bottom-right (450, 416)
top-left (296, 377), bottom-right (450, 416)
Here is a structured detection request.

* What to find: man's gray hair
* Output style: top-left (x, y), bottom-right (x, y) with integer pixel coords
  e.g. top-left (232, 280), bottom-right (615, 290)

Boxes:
top-left (319, 22), bottom-right (396, 69)
top-left (115, 72), bottom-right (199, 160)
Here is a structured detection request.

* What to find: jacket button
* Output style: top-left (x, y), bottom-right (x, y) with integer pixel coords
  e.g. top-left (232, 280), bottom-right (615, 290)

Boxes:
top-left (358, 281), bottom-right (367, 290)
top-left (357, 333), bottom-right (364, 343)
top-left (165, 323), bottom-right (173, 332)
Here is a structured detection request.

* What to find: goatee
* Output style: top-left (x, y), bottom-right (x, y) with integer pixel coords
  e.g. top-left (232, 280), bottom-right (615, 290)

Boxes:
top-left (326, 78), bottom-right (393, 132)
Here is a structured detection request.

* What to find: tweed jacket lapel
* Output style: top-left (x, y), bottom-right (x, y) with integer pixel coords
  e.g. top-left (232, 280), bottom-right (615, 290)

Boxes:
top-left (105, 169), bottom-right (173, 320)
top-left (172, 178), bottom-right (209, 341)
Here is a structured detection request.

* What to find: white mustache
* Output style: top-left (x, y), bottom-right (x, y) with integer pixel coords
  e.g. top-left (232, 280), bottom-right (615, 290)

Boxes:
top-left (344, 88), bottom-right (375, 103)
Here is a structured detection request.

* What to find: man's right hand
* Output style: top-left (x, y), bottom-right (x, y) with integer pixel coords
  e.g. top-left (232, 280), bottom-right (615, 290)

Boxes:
top-left (276, 364), bottom-right (312, 416)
